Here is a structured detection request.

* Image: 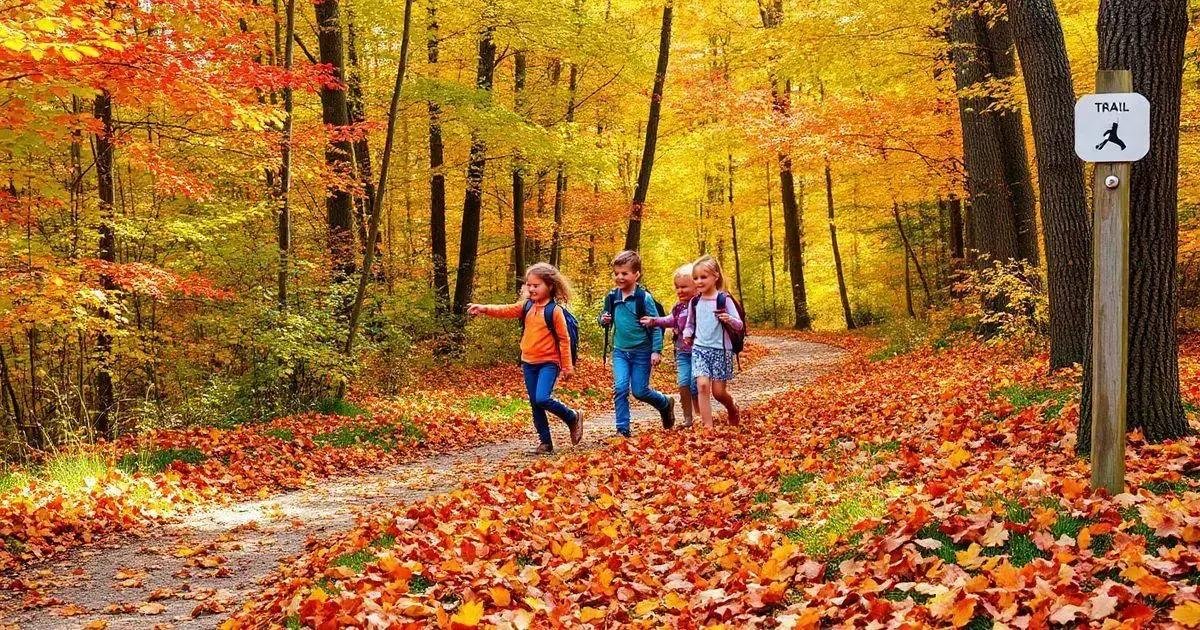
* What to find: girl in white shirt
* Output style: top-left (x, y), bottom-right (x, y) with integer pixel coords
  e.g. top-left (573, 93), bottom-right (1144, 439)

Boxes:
top-left (682, 255), bottom-right (743, 429)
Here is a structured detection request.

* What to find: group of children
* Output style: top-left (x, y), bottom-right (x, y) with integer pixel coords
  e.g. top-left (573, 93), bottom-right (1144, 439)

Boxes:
top-left (466, 250), bottom-right (743, 454)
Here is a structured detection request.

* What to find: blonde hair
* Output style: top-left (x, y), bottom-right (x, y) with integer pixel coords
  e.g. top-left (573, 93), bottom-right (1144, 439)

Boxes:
top-left (611, 250), bottom-right (642, 273)
top-left (525, 262), bottom-right (573, 303)
top-left (674, 264), bottom-right (695, 284)
top-left (691, 255), bottom-right (724, 290)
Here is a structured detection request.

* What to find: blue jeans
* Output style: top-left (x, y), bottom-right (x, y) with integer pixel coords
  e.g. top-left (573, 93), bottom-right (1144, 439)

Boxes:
top-left (611, 348), bottom-right (669, 431)
top-left (676, 352), bottom-right (699, 395)
top-left (522, 362), bottom-right (577, 447)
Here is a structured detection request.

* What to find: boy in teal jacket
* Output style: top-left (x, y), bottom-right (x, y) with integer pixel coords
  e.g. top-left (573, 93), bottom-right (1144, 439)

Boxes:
top-left (599, 250), bottom-right (676, 436)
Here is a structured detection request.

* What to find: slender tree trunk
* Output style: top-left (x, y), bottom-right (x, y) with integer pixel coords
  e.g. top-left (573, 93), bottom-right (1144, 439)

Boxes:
top-left (947, 195), bottom-right (967, 298)
top-left (624, 1), bottom-right (672, 251)
top-left (343, 0), bottom-right (413, 359)
top-left (427, 4), bottom-right (450, 315)
top-left (728, 155), bottom-right (743, 297)
top-left (1080, 0), bottom-right (1190, 449)
top-left (278, 0), bottom-right (296, 309)
top-left (345, 0), bottom-right (376, 256)
top-left (894, 202), bottom-right (933, 309)
top-left (551, 63), bottom-right (576, 267)
top-left (511, 51), bottom-right (527, 291)
top-left (826, 162), bottom-right (854, 329)
top-left (93, 90), bottom-right (116, 439)
top-left (451, 28), bottom-right (497, 318)
top-left (1006, 0), bottom-right (1091, 369)
top-left (766, 160), bottom-right (778, 327)
top-left (314, 0), bottom-right (356, 281)
top-left (946, 3), bottom-right (1021, 262)
top-left (903, 251), bottom-right (915, 318)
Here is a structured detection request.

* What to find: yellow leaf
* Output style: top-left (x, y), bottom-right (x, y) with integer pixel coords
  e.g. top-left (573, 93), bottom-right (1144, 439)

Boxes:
top-left (34, 17), bottom-right (57, 32)
top-left (1173, 601), bottom-right (1200, 628)
top-left (559, 539), bottom-right (583, 561)
top-left (946, 446), bottom-right (971, 469)
top-left (3, 37), bottom-right (23, 51)
top-left (489, 586), bottom-right (511, 607)
top-left (60, 46), bottom-right (82, 62)
top-left (710, 479), bottom-right (735, 494)
top-left (450, 600), bottom-right (484, 627)
top-left (77, 44), bottom-right (101, 58)
top-left (579, 606), bottom-right (606, 622)
top-left (522, 596), bottom-right (546, 612)
top-left (29, 47), bottom-right (45, 61)
top-left (663, 591), bottom-right (688, 611)
top-left (634, 599), bottom-right (658, 616)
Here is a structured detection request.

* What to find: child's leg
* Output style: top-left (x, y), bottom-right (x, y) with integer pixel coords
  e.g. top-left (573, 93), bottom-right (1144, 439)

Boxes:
top-left (695, 376), bottom-right (714, 428)
top-left (611, 350), bottom-right (633, 433)
top-left (676, 352), bottom-right (695, 424)
top-left (629, 350), bottom-right (669, 411)
top-left (522, 362), bottom-right (553, 447)
top-left (533, 363), bottom-right (576, 427)
top-left (711, 380), bottom-right (738, 424)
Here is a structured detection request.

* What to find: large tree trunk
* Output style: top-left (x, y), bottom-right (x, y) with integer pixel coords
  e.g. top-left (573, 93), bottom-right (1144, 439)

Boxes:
top-left (981, 15), bottom-right (1039, 265)
top-left (1006, 0), bottom-right (1091, 369)
top-left (314, 0), bottom-right (356, 281)
top-left (427, 4), bottom-right (450, 315)
top-left (451, 28), bottom-right (497, 318)
top-left (946, 3), bottom-right (1021, 263)
top-left (511, 51), bottom-right (527, 291)
top-left (624, 1), bottom-right (672, 251)
top-left (826, 162), bottom-right (854, 329)
top-left (1080, 0), bottom-right (1190, 449)
top-left (93, 90), bottom-right (116, 439)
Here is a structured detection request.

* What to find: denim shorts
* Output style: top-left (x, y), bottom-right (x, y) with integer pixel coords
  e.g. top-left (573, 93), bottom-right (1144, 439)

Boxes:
top-left (675, 352), bottom-right (699, 395)
top-left (692, 345), bottom-right (734, 381)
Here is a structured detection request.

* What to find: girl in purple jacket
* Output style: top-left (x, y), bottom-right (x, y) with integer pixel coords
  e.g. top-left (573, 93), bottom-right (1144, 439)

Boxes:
top-left (640, 264), bottom-right (699, 428)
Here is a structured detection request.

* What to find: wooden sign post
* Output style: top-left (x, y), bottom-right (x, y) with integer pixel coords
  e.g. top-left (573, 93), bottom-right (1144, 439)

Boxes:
top-left (1074, 70), bottom-right (1147, 494)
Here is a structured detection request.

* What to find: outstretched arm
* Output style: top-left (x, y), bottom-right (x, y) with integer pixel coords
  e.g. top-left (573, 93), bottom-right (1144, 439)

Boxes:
top-left (467, 302), bottom-right (524, 319)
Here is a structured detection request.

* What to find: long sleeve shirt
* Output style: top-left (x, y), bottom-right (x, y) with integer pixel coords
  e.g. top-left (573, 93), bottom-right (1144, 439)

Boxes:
top-left (644, 301), bottom-right (693, 353)
top-left (599, 286), bottom-right (663, 353)
top-left (683, 293), bottom-right (744, 350)
top-left (476, 301), bottom-right (573, 369)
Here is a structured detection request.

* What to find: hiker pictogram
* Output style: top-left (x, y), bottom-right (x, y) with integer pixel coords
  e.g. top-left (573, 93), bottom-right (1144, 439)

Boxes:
top-left (1096, 122), bottom-right (1127, 151)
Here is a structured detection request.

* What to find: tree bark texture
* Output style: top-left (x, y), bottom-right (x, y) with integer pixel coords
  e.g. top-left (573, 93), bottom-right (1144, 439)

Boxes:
top-left (427, 4), bottom-right (450, 315)
top-left (624, 1), bottom-right (672, 251)
top-left (314, 0), bottom-right (357, 280)
top-left (826, 162), bottom-right (854, 329)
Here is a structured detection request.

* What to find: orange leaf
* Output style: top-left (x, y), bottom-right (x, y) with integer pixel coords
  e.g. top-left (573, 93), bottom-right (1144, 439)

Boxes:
top-left (450, 599), bottom-right (484, 627)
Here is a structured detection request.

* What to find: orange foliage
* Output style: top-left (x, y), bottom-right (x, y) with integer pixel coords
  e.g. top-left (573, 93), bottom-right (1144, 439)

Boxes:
top-left (227, 336), bottom-right (1200, 628)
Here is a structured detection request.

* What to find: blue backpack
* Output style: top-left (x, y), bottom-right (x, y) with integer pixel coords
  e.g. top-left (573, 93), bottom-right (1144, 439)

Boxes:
top-left (521, 300), bottom-right (580, 366)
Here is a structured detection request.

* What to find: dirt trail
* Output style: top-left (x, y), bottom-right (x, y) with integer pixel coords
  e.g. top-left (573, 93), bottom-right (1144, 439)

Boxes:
top-left (0, 335), bottom-right (846, 630)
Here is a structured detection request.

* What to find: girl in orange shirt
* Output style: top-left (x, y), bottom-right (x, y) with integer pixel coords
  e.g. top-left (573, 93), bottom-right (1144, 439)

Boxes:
top-left (468, 263), bottom-right (584, 455)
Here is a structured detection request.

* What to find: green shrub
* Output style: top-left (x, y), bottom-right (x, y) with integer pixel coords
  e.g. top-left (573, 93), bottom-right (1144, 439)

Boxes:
top-left (314, 398), bottom-right (370, 418)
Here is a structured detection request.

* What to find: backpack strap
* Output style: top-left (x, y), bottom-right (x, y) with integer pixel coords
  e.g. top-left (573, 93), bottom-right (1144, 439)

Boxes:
top-left (519, 299), bottom-right (534, 335)
top-left (543, 302), bottom-right (563, 361)
top-left (633, 285), bottom-right (646, 320)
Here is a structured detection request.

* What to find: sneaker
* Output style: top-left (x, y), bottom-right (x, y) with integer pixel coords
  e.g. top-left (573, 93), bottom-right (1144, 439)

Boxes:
top-left (569, 409), bottom-right (584, 445)
top-left (679, 416), bottom-right (694, 429)
top-left (661, 397), bottom-right (676, 429)
top-left (616, 428), bottom-right (632, 438)
top-left (533, 443), bottom-right (554, 456)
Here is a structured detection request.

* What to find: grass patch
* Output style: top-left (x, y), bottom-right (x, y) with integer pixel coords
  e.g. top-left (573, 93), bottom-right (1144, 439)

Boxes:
top-left (989, 384), bottom-right (1073, 420)
top-left (370, 533), bottom-right (396, 549)
top-left (466, 395), bottom-right (529, 420)
top-left (1051, 514), bottom-right (1090, 540)
top-left (784, 495), bottom-right (885, 556)
top-left (313, 398), bottom-right (370, 418)
top-left (313, 424), bottom-right (396, 450)
top-left (1142, 479), bottom-right (1191, 495)
top-left (1003, 500), bottom-right (1032, 525)
top-left (780, 471), bottom-right (817, 494)
top-left (1090, 533), bottom-right (1114, 557)
top-left (264, 428), bottom-right (294, 442)
top-left (0, 469), bottom-right (29, 494)
top-left (397, 416), bottom-right (426, 443)
top-left (981, 533), bottom-right (1045, 567)
top-left (408, 574), bottom-right (433, 594)
top-left (117, 447), bottom-right (206, 475)
top-left (753, 491), bottom-right (772, 504)
top-left (331, 548), bottom-right (375, 573)
top-left (285, 615), bottom-right (303, 630)
top-left (863, 440), bottom-right (900, 456)
top-left (747, 508), bottom-right (772, 521)
top-left (882, 588), bottom-right (932, 605)
top-left (916, 523), bottom-right (960, 564)
top-left (43, 453), bottom-right (108, 492)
